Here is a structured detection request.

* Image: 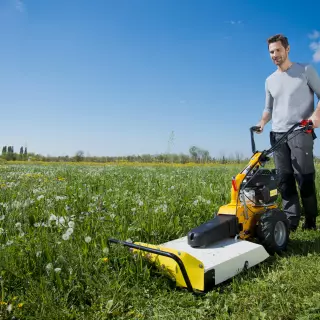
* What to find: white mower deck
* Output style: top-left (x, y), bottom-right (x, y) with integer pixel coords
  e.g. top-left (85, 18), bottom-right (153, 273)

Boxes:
top-left (161, 236), bottom-right (270, 286)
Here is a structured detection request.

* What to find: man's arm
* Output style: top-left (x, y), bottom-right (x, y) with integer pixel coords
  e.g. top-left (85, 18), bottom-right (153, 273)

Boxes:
top-left (257, 80), bottom-right (273, 133)
top-left (306, 64), bottom-right (320, 127)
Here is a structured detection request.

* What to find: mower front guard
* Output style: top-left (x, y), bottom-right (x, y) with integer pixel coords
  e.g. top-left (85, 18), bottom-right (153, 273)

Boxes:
top-left (108, 238), bottom-right (196, 293)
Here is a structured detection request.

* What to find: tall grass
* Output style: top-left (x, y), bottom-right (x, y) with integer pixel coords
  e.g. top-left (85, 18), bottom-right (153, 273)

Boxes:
top-left (0, 163), bottom-right (319, 319)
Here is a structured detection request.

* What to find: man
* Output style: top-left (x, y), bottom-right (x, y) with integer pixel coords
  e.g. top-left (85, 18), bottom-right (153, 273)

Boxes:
top-left (256, 34), bottom-right (320, 231)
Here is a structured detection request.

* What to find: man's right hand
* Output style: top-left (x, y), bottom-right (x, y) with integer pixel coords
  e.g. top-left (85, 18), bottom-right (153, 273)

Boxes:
top-left (255, 121), bottom-right (264, 134)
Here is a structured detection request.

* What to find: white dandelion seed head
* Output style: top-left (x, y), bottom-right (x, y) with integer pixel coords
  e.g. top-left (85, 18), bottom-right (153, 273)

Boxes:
top-left (85, 236), bottom-right (92, 243)
top-left (68, 221), bottom-right (75, 228)
top-left (66, 227), bottom-right (74, 236)
top-left (46, 263), bottom-right (53, 270)
top-left (6, 304), bottom-right (12, 313)
top-left (49, 214), bottom-right (57, 221)
top-left (57, 216), bottom-right (65, 226)
top-left (103, 247), bottom-right (109, 254)
top-left (62, 233), bottom-right (70, 241)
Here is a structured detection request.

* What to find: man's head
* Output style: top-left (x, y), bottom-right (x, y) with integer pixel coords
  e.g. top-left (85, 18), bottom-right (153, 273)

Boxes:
top-left (267, 34), bottom-right (290, 67)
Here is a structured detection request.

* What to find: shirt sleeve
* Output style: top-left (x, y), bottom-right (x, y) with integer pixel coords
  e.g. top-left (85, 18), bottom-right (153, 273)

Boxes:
top-left (264, 80), bottom-right (274, 114)
top-left (305, 64), bottom-right (320, 101)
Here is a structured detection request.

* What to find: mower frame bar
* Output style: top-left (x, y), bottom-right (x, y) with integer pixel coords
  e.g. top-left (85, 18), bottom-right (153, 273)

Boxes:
top-left (250, 120), bottom-right (313, 158)
top-left (108, 238), bottom-right (195, 293)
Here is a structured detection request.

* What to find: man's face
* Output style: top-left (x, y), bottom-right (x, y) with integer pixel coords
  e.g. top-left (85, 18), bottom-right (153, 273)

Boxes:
top-left (268, 41), bottom-right (289, 66)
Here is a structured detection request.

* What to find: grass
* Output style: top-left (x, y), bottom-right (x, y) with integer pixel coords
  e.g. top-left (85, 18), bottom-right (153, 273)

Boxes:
top-left (0, 162), bottom-right (319, 319)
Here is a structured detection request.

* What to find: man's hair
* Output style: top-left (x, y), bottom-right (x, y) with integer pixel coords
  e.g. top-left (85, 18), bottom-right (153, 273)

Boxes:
top-left (267, 34), bottom-right (289, 49)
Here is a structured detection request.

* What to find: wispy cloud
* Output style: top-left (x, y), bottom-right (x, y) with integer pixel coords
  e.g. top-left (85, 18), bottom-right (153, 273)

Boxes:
top-left (308, 30), bottom-right (320, 40)
top-left (308, 30), bottom-right (320, 63)
top-left (225, 20), bottom-right (243, 25)
top-left (13, 0), bottom-right (25, 12)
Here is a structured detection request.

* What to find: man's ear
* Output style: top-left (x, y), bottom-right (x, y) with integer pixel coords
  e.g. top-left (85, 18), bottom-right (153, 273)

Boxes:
top-left (286, 45), bottom-right (290, 53)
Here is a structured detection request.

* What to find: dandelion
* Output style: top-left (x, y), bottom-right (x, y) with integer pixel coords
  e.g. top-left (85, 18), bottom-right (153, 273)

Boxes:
top-left (46, 263), bottom-right (53, 272)
top-left (62, 233), bottom-right (70, 241)
top-left (55, 195), bottom-right (66, 201)
top-left (103, 247), bottom-right (109, 254)
top-left (66, 227), bottom-right (74, 236)
top-left (68, 221), bottom-right (75, 228)
top-left (85, 236), bottom-right (92, 243)
top-left (54, 268), bottom-right (61, 273)
top-left (0, 215), bottom-right (5, 221)
top-left (49, 214), bottom-right (57, 222)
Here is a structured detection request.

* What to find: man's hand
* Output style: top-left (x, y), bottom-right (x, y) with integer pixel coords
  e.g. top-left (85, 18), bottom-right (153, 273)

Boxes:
top-left (256, 111), bottom-right (271, 134)
top-left (308, 117), bottom-right (318, 128)
top-left (255, 121), bottom-right (265, 134)
top-left (308, 102), bottom-right (320, 128)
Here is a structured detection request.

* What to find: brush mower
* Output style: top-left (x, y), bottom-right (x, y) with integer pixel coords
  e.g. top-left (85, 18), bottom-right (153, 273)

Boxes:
top-left (108, 120), bottom-right (314, 293)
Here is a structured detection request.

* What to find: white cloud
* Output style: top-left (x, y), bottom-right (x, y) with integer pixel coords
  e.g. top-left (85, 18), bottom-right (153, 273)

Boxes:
top-left (308, 30), bottom-right (320, 63)
top-left (13, 0), bottom-right (25, 12)
top-left (308, 30), bottom-right (320, 40)
top-left (225, 20), bottom-right (242, 25)
top-left (310, 42), bottom-right (320, 62)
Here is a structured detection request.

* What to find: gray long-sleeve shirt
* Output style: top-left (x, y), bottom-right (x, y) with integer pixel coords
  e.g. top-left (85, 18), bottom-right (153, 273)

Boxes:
top-left (264, 62), bottom-right (320, 132)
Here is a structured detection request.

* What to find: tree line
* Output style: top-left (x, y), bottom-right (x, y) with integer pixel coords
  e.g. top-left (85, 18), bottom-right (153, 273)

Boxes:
top-left (0, 144), bottom-right (252, 164)
top-left (2, 146), bottom-right (28, 161)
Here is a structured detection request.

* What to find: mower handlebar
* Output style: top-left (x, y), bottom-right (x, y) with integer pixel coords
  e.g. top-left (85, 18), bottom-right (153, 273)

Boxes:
top-left (250, 126), bottom-right (262, 133)
top-left (250, 119), bottom-right (314, 155)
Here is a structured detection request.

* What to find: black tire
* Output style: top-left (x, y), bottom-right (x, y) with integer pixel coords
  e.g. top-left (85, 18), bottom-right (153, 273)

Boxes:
top-left (256, 208), bottom-right (290, 255)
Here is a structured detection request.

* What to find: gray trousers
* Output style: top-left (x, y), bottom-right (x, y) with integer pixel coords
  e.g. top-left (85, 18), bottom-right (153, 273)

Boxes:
top-left (270, 130), bottom-right (318, 228)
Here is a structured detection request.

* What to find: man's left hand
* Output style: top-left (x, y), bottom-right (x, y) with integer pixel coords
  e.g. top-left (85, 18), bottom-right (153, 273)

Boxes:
top-left (309, 117), bottom-right (319, 128)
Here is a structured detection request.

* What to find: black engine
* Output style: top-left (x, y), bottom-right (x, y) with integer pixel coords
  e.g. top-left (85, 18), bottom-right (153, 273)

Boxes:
top-left (241, 168), bottom-right (278, 205)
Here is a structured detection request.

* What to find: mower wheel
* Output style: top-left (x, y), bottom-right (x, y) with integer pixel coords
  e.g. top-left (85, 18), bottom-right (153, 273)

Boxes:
top-left (256, 208), bottom-right (290, 255)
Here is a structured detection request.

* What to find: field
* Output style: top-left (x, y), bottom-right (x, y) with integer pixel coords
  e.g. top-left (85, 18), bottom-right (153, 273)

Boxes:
top-left (0, 162), bottom-right (320, 320)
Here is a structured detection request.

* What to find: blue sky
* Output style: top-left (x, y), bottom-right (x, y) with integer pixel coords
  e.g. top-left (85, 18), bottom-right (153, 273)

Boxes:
top-left (1, 0), bottom-right (320, 158)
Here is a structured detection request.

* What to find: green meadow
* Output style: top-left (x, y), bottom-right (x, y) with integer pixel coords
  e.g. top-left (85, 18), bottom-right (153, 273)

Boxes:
top-left (0, 163), bottom-right (319, 319)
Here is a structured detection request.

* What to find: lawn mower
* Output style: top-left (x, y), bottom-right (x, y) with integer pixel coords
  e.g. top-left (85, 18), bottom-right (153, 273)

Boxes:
top-left (108, 119), bottom-right (314, 293)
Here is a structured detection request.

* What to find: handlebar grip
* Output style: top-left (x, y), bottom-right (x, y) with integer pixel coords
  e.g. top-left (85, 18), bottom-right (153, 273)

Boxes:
top-left (250, 126), bottom-right (262, 132)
